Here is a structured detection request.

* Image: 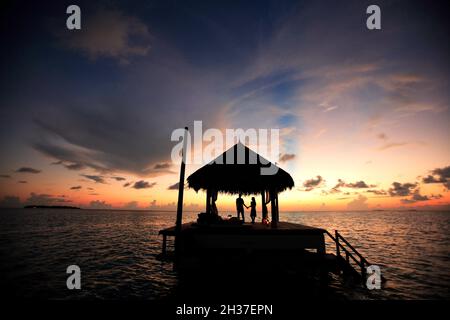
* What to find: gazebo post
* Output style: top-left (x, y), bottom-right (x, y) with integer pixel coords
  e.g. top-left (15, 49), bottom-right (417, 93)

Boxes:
top-left (175, 127), bottom-right (188, 254)
top-left (206, 188), bottom-right (211, 214)
top-left (270, 190), bottom-right (278, 227)
top-left (275, 192), bottom-right (279, 222)
top-left (261, 190), bottom-right (268, 221)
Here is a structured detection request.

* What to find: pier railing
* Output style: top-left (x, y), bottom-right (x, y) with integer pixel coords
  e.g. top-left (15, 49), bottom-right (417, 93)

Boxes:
top-left (325, 230), bottom-right (370, 281)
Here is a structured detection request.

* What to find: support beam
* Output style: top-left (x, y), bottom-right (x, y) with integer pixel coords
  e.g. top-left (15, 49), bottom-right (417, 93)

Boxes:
top-left (175, 127), bottom-right (188, 252)
top-left (270, 190), bottom-right (277, 228)
top-left (206, 189), bottom-right (211, 214)
top-left (275, 193), bottom-right (279, 222)
top-left (261, 190), bottom-right (268, 221)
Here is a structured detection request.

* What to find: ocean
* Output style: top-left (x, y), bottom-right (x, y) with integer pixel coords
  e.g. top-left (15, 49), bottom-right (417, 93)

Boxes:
top-left (0, 208), bottom-right (449, 300)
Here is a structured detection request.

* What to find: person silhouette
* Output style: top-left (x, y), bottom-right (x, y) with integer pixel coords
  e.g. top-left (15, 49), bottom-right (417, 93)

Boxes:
top-left (236, 193), bottom-right (246, 222)
top-left (249, 197), bottom-right (257, 224)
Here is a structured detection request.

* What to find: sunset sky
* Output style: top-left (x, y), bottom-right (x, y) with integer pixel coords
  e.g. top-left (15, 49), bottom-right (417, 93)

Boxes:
top-left (1, 0), bottom-right (449, 212)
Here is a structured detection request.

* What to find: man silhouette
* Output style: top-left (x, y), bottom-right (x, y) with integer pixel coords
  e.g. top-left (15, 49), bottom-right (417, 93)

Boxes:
top-left (236, 193), bottom-right (246, 222)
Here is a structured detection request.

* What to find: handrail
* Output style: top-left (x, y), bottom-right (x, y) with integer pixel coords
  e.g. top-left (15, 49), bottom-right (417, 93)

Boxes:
top-left (324, 230), bottom-right (370, 280)
top-left (326, 231), bottom-right (364, 266)
top-left (335, 231), bottom-right (368, 264)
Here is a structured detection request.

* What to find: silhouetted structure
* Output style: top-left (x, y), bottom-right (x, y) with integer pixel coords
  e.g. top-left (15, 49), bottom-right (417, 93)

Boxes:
top-left (160, 142), bottom-right (384, 286)
top-left (187, 142), bottom-right (294, 226)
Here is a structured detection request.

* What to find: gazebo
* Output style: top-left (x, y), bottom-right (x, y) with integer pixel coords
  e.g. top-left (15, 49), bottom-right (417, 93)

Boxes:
top-left (187, 142), bottom-right (294, 225)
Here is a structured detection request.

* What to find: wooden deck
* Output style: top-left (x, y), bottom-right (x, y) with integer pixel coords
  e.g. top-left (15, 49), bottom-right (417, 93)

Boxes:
top-left (158, 221), bottom-right (382, 284)
top-left (159, 221), bottom-right (326, 235)
top-left (159, 221), bottom-right (327, 255)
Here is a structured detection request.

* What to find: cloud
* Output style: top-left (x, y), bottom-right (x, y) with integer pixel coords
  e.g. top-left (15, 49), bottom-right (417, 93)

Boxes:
top-left (422, 165), bottom-right (450, 190)
top-left (154, 163), bottom-right (172, 170)
top-left (378, 142), bottom-right (408, 151)
top-left (168, 182), bottom-right (180, 190)
top-left (81, 174), bottom-right (106, 184)
top-left (15, 167), bottom-right (41, 174)
top-left (388, 182), bottom-right (417, 197)
top-left (52, 160), bottom-right (85, 171)
top-left (345, 181), bottom-right (373, 188)
top-left (400, 190), bottom-right (441, 204)
top-left (111, 176), bottom-right (126, 181)
top-left (24, 193), bottom-right (71, 206)
top-left (0, 174), bottom-right (11, 178)
top-left (87, 200), bottom-right (112, 210)
top-left (347, 195), bottom-right (369, 211)
top-left (123, 201), bottom-right (139, 210)
top-left (366, 189), bottom-right (387, 195)
top-left (279, 153), bottom-right (296, 162)
top-left (330, 179), bottom-right (376, 193)
top-left (59, 9), bottom-right (151, 64)
top-left (70, 186), bottom-right (82, 190)
top-left (18, 181), bottom-right (27, 184)
top-left (123, 182), bottom-right (131, 188)
top-left (0, 196), bottom-right (22, 208)
top-left (302, 176), bottom-right (324, 191)
top-left (167, 182), bottom-right (187, 190)
top-left (133, 180), bottom-right (156, 189)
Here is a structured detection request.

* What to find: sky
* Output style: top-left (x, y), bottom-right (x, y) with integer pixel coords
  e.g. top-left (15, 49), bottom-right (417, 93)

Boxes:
top-left (0, 0), bottom-right (449, 212)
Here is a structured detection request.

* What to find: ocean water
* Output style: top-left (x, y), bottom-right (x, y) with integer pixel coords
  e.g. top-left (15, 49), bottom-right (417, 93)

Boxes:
top-left (0, 208), bottom-right (449, 300)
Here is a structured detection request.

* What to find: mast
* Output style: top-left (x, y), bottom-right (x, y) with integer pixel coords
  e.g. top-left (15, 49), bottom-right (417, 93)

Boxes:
top-left (175, 127), bottom-right (188, 247)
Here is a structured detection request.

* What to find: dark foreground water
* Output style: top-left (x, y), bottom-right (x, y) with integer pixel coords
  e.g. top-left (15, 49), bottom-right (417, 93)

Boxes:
top-left (0, 208), bottom-right (449, 300)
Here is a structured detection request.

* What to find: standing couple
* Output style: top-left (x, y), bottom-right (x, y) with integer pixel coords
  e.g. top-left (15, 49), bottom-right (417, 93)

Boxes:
top-left (236, 194), bottom-right (257, 223)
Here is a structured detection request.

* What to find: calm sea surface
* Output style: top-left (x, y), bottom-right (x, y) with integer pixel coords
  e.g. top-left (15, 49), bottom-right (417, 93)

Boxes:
top-left (0, 208), bottom-right (449, 300)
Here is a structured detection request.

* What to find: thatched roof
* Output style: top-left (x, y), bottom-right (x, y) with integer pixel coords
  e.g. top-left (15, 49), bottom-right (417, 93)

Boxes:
top-left (187, 143), bottom-right (294, 195)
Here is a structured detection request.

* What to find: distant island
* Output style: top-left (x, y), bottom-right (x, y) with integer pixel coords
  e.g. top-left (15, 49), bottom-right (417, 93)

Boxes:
top-left (24, 205), bottom-right (81, 209)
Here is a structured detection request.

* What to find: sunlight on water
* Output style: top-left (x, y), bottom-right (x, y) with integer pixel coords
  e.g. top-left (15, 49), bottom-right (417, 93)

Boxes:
top-left (0, 209), bottom-right (449, 299)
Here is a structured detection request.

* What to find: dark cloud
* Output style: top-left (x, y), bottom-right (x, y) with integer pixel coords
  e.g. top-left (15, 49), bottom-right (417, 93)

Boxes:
top-left (24, 193), bottom-right (72, 206)
top-left (154, 163), bottom-right (172, 170)
top-left (87, 200), bottom-right (112, 210)
top-left (168, 182), bottom-right (180, 190)
top-left (422, 165), bottom-right (450, 189)
top-left (388, 182), bottom-right (417, 197)
top-left (15, 167), bottom-right (41, 174)
top-left (366, 189), bottom-right (387, 195)
top-left (330, 179), bottom-right (375, 193)
top-left (400, 190), bottom-right (441, 204)
top-left (70, 186), bottom-right (82, 190)
top-left (81, 174), bottom-right (106, 184)
top-left (52, 161), bottom-right (86, 171)
top-left (123, 182), bottom-right (131, 188)
top-left (0, 196), bottom-right (22, 208)
top-left (346, 181), bottom-right (373, 188)
top-left (18, 181), bottom-right (27, 184)
top-left (59, 9), bottom-right (151, 64)
top-left (167, 182), bottom-right (188, 190)
top-left (133, 180), bottom-right (156, 189)
top-left (279, 153), bottom-right (296, 163)
top-left (302, 176), bottom-right (324, 191)
top-left (112, 176), bottom-right (126, 181)
top-left (0, 174), bottom-right (11, 178)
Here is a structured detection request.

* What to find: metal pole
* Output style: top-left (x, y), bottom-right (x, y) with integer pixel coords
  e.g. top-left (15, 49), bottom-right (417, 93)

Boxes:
top-left (175, 127), bottom-right (188, 250)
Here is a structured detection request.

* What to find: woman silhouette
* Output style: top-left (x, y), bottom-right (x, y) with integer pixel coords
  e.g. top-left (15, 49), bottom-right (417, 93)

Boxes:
top-left (249, 197), bottom-right (257, 224)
